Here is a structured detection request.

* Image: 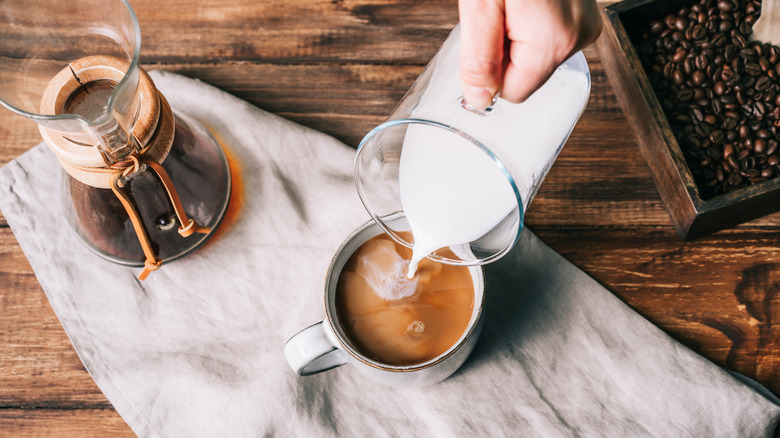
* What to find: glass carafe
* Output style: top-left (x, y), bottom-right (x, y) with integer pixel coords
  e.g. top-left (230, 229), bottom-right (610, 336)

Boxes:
top-left (0, 0), bottom-right (231, 279)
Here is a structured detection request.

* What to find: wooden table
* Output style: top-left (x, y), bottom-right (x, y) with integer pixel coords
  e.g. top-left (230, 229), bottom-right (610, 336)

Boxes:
top-left (1, 0), bottom-right (778, 435)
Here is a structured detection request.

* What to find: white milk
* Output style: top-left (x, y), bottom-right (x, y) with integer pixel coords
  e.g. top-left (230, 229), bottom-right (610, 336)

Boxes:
top-left (398, 39), bottom-right (590, 278)
top-left (400, 125), bottom-right (517, 277)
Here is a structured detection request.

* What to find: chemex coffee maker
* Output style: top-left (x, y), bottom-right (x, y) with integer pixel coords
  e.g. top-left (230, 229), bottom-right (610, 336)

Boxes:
top-left (0, 0), bottom-right (231, 279)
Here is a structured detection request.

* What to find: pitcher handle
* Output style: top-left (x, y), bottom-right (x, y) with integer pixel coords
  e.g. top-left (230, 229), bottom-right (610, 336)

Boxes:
top-left (284, 321), bottom-right (348, 376)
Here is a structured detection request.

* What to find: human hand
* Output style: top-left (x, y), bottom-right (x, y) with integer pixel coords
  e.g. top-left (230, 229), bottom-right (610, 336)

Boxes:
top-left (459, 0), bottom-right (603, 109)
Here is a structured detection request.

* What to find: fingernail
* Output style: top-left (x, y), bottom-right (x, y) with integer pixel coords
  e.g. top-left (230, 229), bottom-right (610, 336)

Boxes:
top-left (464, 86), bottom-right (495, 110)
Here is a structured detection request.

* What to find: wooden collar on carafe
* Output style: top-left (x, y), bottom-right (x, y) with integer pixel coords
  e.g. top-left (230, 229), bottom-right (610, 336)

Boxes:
top-left (38, 55), bottom-right (210, 280)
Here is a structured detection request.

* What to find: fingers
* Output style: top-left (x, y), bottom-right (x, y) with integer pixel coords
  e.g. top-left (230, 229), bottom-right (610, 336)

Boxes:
top-left (458, 0), bottom-right (506, 110)
top-left (500, 43), bottom-right (559, 103)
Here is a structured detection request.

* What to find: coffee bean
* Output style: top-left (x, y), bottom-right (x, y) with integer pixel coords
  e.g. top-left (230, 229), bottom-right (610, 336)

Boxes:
top-left (691, 107), bottom-right (705, 123)
top-left (663, 62), bottom-right (674, 79)
top-left (743, 168), bottom-right (760, 178)
top-left (728, 172), bottom-right (743, 185)
top-left (733, 33), bottom-right (748, 48)
top-left (756, 76), bottom-right (772, 91)
top-left (740, 48), bottom-right (757, 60)
top-left (706, 20), bottom-right (719, 35)
top-left (650, 20), bottom-right (665, 34)
top-left (712, 98), bottom-right (723, 114)
top-left (745, 62), bottom-right (762, 76)
top-left (755, 138), bottom-right (768, 153)
top-left (713, 81), bottom-right (726, 95)
top-left (696, 123), bottom-right (713, 137)
top-left (770, 46), bottom-right (780, 61)
top-left (695, 54), bottom-right (708, 70)
top-left (692, 25), bottom-right (707, 40)
top-left (718, 0), bottom-right (735, 12)
top-left (754, 101), bottom-right (766, 118)
top-left (728, 154), bottom-right (740, 168)
top-left (723, 117), bottom-right (738, 130)
top-left (675, 16), bottom-right (688, 31)
top-left (724, 45), bottom-right (738, 62)
top-left (716, 32), bottom-right (728, 48)
top-left (712, 66), bottom-right (724, 82)
top-left (723, 143), bottom-right (735, 158)
top-left (764, 89), bottom-right (777, 104)
top-left (673, 49), bottom-right (687, 63)
top-left (768, 140), bottom-right (778, 155)
top-left (663, 13), bottom-right (676, 27)
top-left (736, 89), bottom-right (746, 105)
top-left (687, 134), bottom-right (703, 148)
top-left (720, 93), bottom-right (737, 104)
top-left (710, 129), bottom-right (726, 143)
top-left (692, 70), bottom-right (706, 86)
top-left (678, 88), bottom-right (695, 102)
top-left (672, 70), bottom-right (685, 85)
top-left (759, 58), bottom-right (771, 72)
top-left (683, 58), bottom-right (694, 75)
top-left (739, 21), bottom-right (753, 37)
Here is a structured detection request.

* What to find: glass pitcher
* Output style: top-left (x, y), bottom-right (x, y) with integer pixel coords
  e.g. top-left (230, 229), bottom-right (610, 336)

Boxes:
top-left (354, 25), bottom-right (590, 270)
top-left (0, 0), bottom-right (231, 279)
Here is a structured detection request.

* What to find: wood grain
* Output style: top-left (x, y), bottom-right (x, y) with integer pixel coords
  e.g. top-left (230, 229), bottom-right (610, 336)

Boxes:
top-left (0, 409), bottom-right (134, 437)
top-left (1, 0), bottom-right (779, 434)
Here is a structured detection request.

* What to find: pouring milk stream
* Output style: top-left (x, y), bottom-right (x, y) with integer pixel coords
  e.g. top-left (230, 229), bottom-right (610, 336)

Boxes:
top-left (355, 26), bottom-right (591, 286)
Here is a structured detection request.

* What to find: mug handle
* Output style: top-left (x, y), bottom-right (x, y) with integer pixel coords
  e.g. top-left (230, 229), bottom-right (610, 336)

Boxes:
top-left (284, 321), bottom-right (348, 376)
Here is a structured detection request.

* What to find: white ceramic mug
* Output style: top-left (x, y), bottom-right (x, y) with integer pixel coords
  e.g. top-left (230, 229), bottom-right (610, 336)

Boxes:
top-left (284, 220), bottom-right (485, 387)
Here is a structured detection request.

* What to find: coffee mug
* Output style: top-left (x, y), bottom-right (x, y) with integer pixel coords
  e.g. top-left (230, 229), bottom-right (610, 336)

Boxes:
top-left (284, 220), bottom-right (485, 387)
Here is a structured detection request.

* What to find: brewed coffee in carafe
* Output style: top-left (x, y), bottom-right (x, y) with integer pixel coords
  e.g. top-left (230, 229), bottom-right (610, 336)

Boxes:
top-left (0, 0), bottom-right (231, 279)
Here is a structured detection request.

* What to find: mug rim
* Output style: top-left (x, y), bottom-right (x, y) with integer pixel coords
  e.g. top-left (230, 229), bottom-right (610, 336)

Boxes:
top-left (324, 219), bottom-right (486, 372)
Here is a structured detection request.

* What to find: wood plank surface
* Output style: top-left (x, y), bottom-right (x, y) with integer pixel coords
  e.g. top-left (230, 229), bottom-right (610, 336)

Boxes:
top-left (1, 0), bottom-right (779, 435)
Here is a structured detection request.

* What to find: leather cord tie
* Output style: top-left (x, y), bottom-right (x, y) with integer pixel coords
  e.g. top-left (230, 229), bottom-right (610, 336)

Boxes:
top-left (110, 154), bottom-right (211, 280)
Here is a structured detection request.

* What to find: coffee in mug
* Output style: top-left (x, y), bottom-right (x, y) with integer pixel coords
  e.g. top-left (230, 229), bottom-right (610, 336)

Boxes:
top-left (335, 232), bottom-right (474, 366)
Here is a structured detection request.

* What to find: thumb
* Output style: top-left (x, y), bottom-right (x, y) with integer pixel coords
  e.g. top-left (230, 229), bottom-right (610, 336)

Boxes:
top-left (458, 0), bottom-right (506, 110)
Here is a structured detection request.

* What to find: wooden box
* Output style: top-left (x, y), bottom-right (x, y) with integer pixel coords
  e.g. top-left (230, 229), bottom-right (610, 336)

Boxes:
top-left (598, 0), bottom-right (780, 239)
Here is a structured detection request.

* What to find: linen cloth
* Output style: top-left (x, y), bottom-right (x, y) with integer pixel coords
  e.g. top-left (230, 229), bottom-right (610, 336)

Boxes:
top-left (0, 71), bottom-right (778, 437)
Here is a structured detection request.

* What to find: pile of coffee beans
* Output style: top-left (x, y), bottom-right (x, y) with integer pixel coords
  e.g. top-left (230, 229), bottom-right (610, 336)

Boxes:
top-left (636, 0), bottom-right (780, 199)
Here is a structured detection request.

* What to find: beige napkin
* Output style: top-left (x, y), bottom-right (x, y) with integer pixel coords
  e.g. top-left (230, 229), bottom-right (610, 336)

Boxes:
top-left (0, 71), bottom-right (778, 437)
